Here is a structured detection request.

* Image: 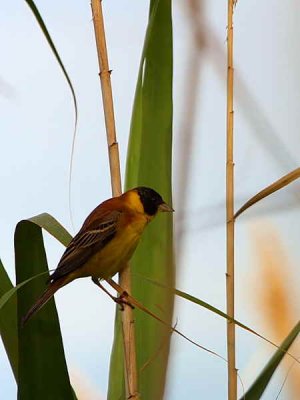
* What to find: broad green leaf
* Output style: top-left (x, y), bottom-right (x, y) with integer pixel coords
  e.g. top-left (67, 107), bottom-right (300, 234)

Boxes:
top-left (0, 213), bottom-right (71, 383)
top-left (15, 218), bottom-right (74, 399)
top-left (108, 1), bottom-right (174, 399)
top-left (0, 259), bottom-right (18, 380)
top-left (240, 321), bottom-right (300, 400)
top-left (28, 212), bottom-right (72, 247)
top-left (0, 269), bottom-right (52, 383)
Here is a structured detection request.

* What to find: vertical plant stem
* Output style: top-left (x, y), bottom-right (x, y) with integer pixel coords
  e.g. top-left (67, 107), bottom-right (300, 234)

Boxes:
top-left (226, 1), bottom-right (237, 399)
top-left (90, 0), bottom-right (121, 196)
top-left (90, 1), bottom-right (139, 398)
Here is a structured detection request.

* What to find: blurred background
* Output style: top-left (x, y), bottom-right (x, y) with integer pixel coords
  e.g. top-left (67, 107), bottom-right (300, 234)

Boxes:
top-left (1, 0), bottom-right (300, 398)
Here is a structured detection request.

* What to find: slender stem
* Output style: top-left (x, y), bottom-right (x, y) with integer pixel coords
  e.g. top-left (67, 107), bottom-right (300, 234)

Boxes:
top-left (90, 1), bottom-right (139, 398)
top-left (90, 0), bottom-right (121, 197)
top-left (226, 1), bottom-right (237, 399)
top-left (106, 279), bottom-right (227, 362)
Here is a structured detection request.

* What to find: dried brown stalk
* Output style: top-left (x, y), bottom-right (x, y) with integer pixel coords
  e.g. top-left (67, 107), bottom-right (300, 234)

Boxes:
top-left (90, 1), bottom-right (139, 398)
top-left (226, 1), bottom-right (237, 399)
top-left (90, 0), bottom-right (121, 196)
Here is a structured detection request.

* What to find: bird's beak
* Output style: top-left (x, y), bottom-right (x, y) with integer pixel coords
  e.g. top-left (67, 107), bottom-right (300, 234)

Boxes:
top-left (158, 202), bottom-right (174, 213)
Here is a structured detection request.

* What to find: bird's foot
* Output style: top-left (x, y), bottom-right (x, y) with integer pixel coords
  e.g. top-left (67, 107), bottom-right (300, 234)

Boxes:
top-left (114, 291), bottom-right (134, 311)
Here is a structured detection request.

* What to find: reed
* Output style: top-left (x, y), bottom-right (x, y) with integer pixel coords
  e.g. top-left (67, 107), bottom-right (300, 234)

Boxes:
top-left (90, 1), bottom-right (139, 398)
top-left (226, 1), bottom-right (237, 399)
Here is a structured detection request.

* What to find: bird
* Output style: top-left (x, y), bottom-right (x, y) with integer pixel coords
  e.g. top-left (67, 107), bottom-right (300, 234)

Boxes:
top-left (22, 186), bottom-right (174, 325)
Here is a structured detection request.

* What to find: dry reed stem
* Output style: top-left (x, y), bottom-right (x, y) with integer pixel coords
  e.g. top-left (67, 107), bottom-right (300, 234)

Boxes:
top-left (235, 167), bottom-right (300, 219)
top-left (184, 0), bottom-right (298, 178)
top-left (90, 1), bottom-right (139, 398)
top-left (226, 1), bottom-right (237, 399)
top-left (90, 0), bottom-right (121, 196)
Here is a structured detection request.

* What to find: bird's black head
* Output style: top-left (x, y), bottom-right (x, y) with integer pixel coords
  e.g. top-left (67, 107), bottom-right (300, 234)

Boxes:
top-left (135, 187), bottom-right (173, 216)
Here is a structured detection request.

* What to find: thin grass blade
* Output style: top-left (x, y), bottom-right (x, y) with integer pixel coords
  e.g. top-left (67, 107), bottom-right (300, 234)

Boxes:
top-left (0, 273), bottom-right (50, 310)
top-left (24, 0), bottom-right (77, 127)
top-left (24, 1), bottom-right (78, 227)
top-left (235, 167), bottom-right (300, 219)
top-left (137, 274), bottom-right (300, 363)
top-left (239, 321), bottom-right (300, 400)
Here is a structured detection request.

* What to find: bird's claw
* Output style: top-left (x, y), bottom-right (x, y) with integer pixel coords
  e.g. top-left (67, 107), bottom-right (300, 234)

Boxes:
top-left (114, 291), bottom-right (134, 311)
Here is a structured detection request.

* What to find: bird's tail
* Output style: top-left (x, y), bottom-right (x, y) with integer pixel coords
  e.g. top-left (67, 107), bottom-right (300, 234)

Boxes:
top-left (22, 278), bottom-right (67, 326)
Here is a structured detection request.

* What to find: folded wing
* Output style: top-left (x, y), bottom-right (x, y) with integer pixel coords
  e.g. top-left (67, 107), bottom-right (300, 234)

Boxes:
top-left (49, 209), bottom-right (121, 282)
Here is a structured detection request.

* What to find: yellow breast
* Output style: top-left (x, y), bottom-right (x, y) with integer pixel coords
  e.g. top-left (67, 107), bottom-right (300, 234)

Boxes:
top-left (78, 212), bottom-right (148, 280)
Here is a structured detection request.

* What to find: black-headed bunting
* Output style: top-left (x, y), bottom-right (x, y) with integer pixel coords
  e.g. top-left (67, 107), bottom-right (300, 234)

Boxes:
top-left (22, 187), bottom-right (173, 324)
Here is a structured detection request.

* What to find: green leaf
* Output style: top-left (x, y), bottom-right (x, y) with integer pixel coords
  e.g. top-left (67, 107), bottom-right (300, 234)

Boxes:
top-left (0, 271), bottom-right (63, 384)
top-left (24, 0), bottom-right (78, 129)
top-left (137, 274), bottom-right (262, 332)
top-left (28, 212), bottom-right (72, 247)
top-left (0, 259), bottom-right (18, 381)
top-left (0, 272), bottom-right (50, 310)
top-left (15, 218), bottom-right (74, 399)
top-left (108, 1), bottom-right (174, 399)
top-left (0, 214), bottom-right (76, 396)
top-left (24, 0), bottom-right (78, 232)
top-left (240, 321), bottom-right (300, 400)
top-left (137, 274), bottom-right (300, 363)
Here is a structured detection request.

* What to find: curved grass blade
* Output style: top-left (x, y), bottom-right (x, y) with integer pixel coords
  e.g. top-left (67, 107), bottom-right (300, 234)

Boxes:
top-left (28, 212), bottom-right (72, 247)
top-left (0, 272), bottom-right (50, 310)
top-left (24, 0), bottom-right (77, 127)
top-left (137, 274), bottom-right (300, 363)
top-left (15, 218), bottom-right (74, 399)
top-left (0, 259), bottom-right (18, 380)
top-left (24, 0), bottom-right (78, 227)
top-left (108, 279), bottom-right (226, 362)
top-left (235, 167), bottom-right (300, 219)
top-left (108, 1), bottom-right (174, 398)
top-left (239, 321), bottom-right (300, 400)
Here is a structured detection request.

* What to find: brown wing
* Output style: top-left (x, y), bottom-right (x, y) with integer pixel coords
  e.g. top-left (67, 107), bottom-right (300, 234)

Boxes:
top-left (49, 209), bottom-right (121, 282)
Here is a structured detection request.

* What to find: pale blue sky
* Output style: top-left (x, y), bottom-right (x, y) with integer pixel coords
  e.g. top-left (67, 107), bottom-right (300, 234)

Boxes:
top-left (1, 1), bottom-right (300, 399)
